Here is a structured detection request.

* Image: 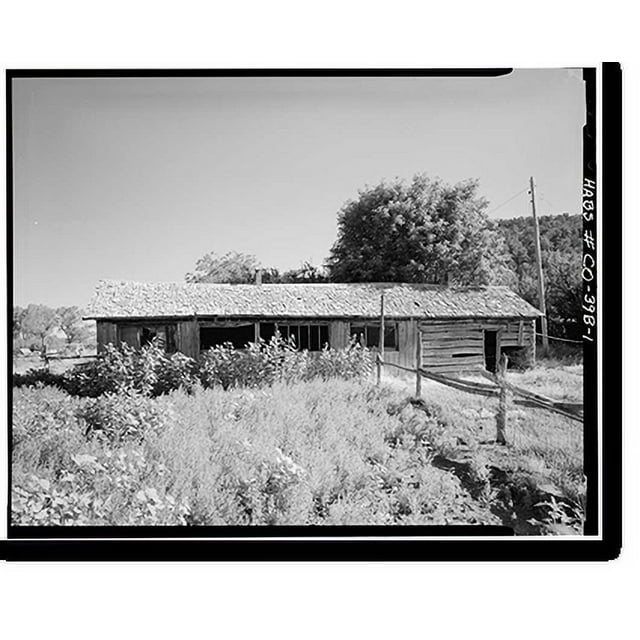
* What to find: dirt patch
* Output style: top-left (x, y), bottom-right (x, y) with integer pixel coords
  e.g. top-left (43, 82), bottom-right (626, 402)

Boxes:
top-left (405, 397), bottom-right (584, 535)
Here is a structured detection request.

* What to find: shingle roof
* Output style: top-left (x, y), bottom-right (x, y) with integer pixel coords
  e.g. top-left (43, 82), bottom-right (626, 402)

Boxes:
top-left (85, 280), bottom-right (542, 320)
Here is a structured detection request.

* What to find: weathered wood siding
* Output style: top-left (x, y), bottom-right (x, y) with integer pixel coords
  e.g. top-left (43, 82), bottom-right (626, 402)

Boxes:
top-left (329, 321), bottom-right (350, 349)
top-left (96, 321), bottom-right (117, 352)
top-left (382, 319), bottom-right (417, 369)
top-left (420, 317), bottom-right (536, 373)
top-left (176, 319), bottom-right (199, 359)
top-left (94, 316), bottom-right (537, 372)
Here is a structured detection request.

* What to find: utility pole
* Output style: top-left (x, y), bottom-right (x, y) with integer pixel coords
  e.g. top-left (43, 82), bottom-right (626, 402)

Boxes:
top-left (529, 176), bottom-right (549, 350)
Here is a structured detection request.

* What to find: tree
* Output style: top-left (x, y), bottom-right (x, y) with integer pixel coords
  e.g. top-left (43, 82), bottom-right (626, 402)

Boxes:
top-left (13, 306), bottom-right (26, 340)
top-left (544, 251), bottom-right (582, 338)
top-left (496, 213), bottom-right (582, 339)
top-left (57, 306), bottom-right (90, 344)
top-left (13, 306), bottom-right (27, 354)
top-left (21, 304), bottom-right (59, 353)
top-left (185, 251), bottom-right (262, 284)
top-left (185, 251), bottom-right (287, 284)
top-left (279, 261), bottom-right (328, 283)
top-left (327, 175), bottom-right (515, 286)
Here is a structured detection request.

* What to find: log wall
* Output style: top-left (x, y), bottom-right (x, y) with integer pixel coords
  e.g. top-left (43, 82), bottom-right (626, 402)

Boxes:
top-left (419, 318), bottom-right (535, 373)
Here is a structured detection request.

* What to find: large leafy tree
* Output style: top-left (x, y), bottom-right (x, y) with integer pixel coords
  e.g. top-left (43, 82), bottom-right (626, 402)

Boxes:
top-left (327, 175), bottom-right (515, 286)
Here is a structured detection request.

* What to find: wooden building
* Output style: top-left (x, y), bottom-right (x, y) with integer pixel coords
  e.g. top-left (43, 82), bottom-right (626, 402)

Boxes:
top-left (85, 280), bottom-right (542, 373)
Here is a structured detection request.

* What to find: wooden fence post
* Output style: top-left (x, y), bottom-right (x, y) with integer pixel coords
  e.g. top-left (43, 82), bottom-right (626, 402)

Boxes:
top-left (376, 353), bottom-right (381, 386)
top-left (496, 353), bottom-right (509, 445)
top-left (377, 293), bottom-right (385, 385)
top-left (415, 329), bottom-right (422, 398)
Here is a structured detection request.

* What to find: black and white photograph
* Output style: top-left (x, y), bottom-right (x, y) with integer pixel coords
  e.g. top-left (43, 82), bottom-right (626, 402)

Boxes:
top-left (3, 66), bottom-right (620, 560)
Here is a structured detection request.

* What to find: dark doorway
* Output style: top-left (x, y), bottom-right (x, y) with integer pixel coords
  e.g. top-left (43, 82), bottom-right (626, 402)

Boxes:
top-left (200, 324), bottom-right (255, 350)
top-left (259, 322), bottom-right (277, 343)
top-left (484, 330), bottom-right (499, 372)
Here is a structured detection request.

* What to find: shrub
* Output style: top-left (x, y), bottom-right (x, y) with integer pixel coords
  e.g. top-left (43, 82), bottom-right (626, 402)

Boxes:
top-left (62, 343), bottom-right (141, 397)
top-left (77, 391), bottom-right (174, 443)
top-left (12, 450), bottom-right (189, 526)
top-left (200, 334), bottom-right (307, 389)
top-left (63, 340), bottom-right (199, 397)
top-left (308, 340), bottom-right (373, 381)
top-left (12, 387), bottom-right (85, 473)
top-left (200, 334), bottom-right (373, 390)
top-left (13, 368), bottom-right (66, 391)
top-left (16, 335), bottom-right (373, 397)
top-left (155, 351), bottom-right (200, 395)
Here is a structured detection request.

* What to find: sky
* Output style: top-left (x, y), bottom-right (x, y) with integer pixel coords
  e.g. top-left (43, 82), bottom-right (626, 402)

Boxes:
top-left (12, 70), bottom-right (585, 308)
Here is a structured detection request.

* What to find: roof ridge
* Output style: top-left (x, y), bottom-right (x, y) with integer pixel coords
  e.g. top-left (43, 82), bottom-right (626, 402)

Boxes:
top-left (96, 279), bottom-right (508, 289)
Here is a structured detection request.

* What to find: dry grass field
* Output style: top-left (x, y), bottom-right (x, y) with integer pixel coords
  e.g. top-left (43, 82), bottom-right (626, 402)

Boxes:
top-left (383, 360), bottom-right (584, 533)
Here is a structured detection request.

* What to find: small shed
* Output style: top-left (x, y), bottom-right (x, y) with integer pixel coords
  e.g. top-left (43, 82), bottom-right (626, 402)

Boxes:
top-left (85, 280), bottom-right (542, 373)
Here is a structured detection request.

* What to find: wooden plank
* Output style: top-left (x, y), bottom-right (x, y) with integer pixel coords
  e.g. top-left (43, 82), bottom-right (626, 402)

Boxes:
top-left (419, 368), bottom-right (498, 392)
top-left (198, 319), bottom-right (256, 328)
top-left (420, 328), bottom-right (483, 335)
top-left (176, 319), bottom-right (199, 359)
top-left (421, 324), bottom-right (481, 332)
top-left (421, 370), bottom-right (499, 393)
top-left (422, 363), bottom-right (485, 374)
top-left (415, 329), bottom-right (423, 397)
top-left (423, 354), bottom-right (484, 363)
top-left (329, 320), bottom-right (349, 350)
top-left (420, 333), bottom-right (484, 341)
top-left (423, 351), bottom-right (483, 361)
top-left (399, 319), bottom-right (416, 369)
top-left (421, 320), bottom-right (522, 329)
top-left (496, 355), bottom-right (509, 444)
top-left (422, 340), bottom-right (484, 350)
top-left (96, 321), bottom-right (117, 352)
top-left (422, 346), bottom-right (483, 355)
top-left (422, 354), bottom-right (483, 363)
top-left (421, 322), bottom-right (483, 329)
top-left (422, 355), bottom-right (483, 365)
top-left (500, 338), bottom-right (522, 348)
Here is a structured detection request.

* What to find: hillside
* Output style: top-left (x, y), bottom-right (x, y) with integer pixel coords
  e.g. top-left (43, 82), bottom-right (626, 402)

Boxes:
top-left (496, 213), bottom-right (582, 340)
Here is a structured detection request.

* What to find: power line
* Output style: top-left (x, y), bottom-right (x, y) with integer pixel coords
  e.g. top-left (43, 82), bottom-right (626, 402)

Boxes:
top-left (536, 332), bottom-right (582, 345)
top-left (486, 188), bottom-right (529, 215)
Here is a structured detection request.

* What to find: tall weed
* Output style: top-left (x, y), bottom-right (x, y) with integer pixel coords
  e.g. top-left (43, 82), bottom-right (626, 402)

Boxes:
top-left (11, 380), bottom-right (498, 526)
